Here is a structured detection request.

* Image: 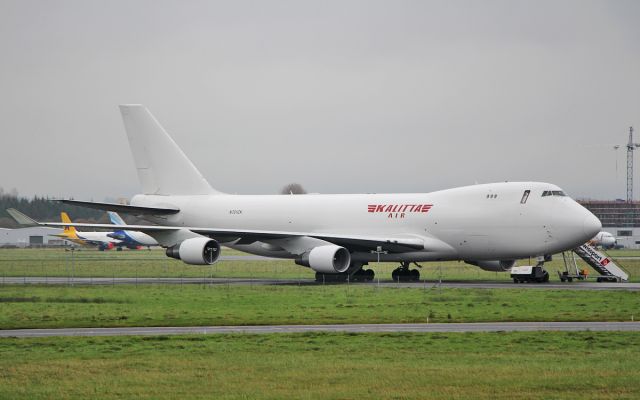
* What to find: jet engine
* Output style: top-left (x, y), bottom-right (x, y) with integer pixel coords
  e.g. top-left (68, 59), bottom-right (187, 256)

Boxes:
top-left (295, 245), bottom-right (351, 273)
top-left (166, 237), bottom-right (220, 265)
top-left (465, 260), bottom-right (516, 272)
top-left (107, 232), bottom-right (126, 241)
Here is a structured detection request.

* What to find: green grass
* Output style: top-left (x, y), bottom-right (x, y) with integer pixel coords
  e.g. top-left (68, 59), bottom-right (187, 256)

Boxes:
top-left (1, 331), bottom-right (639, 399)
top-left (1, 285), bottom-right (638, 329)
top-left (0, 248), bottom-right (638, 281)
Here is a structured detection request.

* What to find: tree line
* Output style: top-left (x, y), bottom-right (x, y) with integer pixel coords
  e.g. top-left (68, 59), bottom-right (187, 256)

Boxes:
top-left (0, 188), bottom-right (103, 228)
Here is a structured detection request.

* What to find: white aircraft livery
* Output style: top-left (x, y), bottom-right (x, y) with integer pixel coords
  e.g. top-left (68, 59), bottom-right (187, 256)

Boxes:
top-left (590, 231), bottom-right (616, 248)
top-left (31, 105), bottom-right (603, 282)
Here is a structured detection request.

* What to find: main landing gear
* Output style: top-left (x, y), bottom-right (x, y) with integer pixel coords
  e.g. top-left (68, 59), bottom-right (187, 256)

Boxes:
top-left (314, 264), bottom-right (375, 283)
top-left (351, 268), bottom-right (375, 282)
top-left (391, 261), bottom-right (421, 282)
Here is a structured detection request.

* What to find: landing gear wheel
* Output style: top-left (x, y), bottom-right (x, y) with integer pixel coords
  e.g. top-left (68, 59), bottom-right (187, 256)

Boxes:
top-left (410, 269), bottom-right (420, 281)
top-left (535, 269), bottom-right (550, 283)
top-left (350, 268), bottom-right (375, 282)
top-left (365, 269), bottom-right (375, 281)
top-left (392, 262), bottom-right (421, 282)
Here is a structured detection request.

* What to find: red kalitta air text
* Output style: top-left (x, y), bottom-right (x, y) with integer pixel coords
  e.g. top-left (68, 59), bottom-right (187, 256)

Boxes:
top-left (367, 204), bottom-right (433, 219)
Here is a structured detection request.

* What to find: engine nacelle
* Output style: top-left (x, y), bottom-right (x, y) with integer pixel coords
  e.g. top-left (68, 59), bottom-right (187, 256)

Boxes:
top-left (107, 232), bottom-right (126, 241)
top-left (295, 245), bottom-right (351, 273)
top-left (465, 260), bottom-right (516, 272)
top-left (166, 237), bottom-right (220, 265)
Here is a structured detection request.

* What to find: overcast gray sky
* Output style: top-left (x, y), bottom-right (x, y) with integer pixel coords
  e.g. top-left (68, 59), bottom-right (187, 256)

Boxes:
top-left (1, 0), bottom-right (639, 201)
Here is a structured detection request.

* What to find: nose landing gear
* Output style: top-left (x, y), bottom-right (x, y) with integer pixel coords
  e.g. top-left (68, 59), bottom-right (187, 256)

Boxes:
top-left (391, 261), bottom-right (422, 282)
top-left (511, 259), bottom-right (550, 283)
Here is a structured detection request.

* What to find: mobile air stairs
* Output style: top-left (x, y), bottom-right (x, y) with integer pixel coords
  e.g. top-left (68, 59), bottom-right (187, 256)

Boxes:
top-left (559, 243), bottom-right (629, 283)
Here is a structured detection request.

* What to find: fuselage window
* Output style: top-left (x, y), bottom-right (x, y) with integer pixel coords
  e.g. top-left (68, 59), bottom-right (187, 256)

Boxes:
top-left (520, 190), bottom-right (530, 204)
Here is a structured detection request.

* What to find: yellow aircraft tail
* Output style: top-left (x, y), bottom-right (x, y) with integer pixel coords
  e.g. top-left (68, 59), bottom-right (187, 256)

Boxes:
top-left (54, 212), bottom-right (81, 242)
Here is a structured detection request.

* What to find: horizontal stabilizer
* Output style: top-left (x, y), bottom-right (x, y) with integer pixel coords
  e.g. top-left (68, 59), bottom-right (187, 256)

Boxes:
top-left (57, 200), bottom-right (180, 215)
top-left (6, 208), bottom-right (39, 226)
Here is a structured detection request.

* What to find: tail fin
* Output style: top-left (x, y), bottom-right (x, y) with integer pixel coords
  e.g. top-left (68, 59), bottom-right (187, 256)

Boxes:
top-left (119, 105), bottom-right (219, 196)
top-left (60, 212), bottom-right (77, 236)
top-left (108, 211), bottom-right (126, 225)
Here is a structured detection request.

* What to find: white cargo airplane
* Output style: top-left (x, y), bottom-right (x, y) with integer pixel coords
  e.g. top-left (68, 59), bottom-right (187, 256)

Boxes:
top-left (15, 105), bottom-right (602, 282)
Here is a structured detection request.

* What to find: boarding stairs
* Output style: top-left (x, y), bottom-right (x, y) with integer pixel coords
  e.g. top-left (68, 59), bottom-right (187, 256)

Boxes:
top-left (571, 243), bottom-right (628, 282)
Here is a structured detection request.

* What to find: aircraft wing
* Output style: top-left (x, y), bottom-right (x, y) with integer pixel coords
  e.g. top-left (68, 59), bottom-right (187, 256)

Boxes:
top-left (6, 208), bottom-right (450, 253)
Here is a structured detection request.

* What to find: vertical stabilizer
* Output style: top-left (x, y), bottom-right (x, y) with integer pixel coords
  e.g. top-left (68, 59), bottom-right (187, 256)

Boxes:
top-left (60, 212), bottom-right (77, 237)
top-left (107, 211), bottom-right (126, 225)
top-left (119, 105), bottom-right (219, 195)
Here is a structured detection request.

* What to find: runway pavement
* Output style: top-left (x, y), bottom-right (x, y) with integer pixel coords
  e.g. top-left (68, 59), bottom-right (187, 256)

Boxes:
top-left (1, 276), bottom-right (639, 290)
top-left (1, 321), bottom-right (639, 338)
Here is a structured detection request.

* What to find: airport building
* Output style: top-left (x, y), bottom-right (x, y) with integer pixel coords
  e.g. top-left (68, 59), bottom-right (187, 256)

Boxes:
top-left (578, 200), bottom-right (640, 249)
top-left (0, 227), bottom-right (64, 247)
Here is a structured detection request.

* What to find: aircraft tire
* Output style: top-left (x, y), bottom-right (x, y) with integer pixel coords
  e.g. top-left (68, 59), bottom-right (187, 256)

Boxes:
top-left (365, 269), bottom-right (375, 281)
top-left (410, 269), bottom-right (420, 282)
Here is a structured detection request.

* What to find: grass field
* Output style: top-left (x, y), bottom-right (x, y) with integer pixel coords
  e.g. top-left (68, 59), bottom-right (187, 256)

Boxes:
top-left (1, 285), bottom-right (638, 329)
top-left (1, 331), bottom-right (639, 399)
top-left (1, 249), bottom-right (638, 399)
top-left (0, 248), bottom-right (638, 281)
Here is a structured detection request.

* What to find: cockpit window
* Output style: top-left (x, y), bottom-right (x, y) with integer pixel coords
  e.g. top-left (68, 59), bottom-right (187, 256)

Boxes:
top-left (542, 190), bottom-right (566, 197)
top-left (520, 190), bottom-right (530, 204)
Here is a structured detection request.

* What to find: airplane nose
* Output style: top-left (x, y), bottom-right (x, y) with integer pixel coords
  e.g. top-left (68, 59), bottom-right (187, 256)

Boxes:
top-left (583, 213), bottom-right (602, 237)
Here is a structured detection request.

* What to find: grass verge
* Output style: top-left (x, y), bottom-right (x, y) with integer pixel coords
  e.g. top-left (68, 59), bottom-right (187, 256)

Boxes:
top-left (1, 285), bottom-right (639, 329)
top-left (1, 331), bottom-right (639, 399)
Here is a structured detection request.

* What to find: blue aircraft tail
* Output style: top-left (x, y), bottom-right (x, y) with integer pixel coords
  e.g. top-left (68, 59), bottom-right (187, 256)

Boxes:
top-left (108, 212), bottom-right (126, 226)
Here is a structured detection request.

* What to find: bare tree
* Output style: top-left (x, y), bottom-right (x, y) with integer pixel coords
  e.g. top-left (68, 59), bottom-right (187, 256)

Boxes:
top-left (280, 183), bottom-right (307, 195)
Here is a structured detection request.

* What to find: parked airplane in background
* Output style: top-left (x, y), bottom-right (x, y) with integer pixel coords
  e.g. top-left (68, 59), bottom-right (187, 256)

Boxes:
top-left (106, 212), bottom-right (158, 249)
top-left (52, 212), bottom-right (119, 251)
top-left (13, 105), bottom-right (602, 282)
top-left (591, 231), bottom-right (616, 249)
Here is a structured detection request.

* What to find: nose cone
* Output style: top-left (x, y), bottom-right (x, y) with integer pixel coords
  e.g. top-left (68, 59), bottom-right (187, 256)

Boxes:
top-left (549, 200), bottom-right (603, 253)
top-left (583, 212), bottom-right (602, 238)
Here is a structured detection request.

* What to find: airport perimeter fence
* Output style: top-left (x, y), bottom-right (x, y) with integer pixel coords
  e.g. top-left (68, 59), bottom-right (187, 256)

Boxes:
top-left (0, 248), bottom-right (638, 286)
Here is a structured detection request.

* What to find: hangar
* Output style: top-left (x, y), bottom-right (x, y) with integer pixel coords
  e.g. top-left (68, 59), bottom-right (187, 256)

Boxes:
top-left (0, 226), bottom-right (64, 247)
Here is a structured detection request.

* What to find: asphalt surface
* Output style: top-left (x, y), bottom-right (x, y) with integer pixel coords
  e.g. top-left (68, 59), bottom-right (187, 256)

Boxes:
top-left (1, 321), bottom-right (639, 338)
top-left (2, 276), bottom-right (639, 290)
